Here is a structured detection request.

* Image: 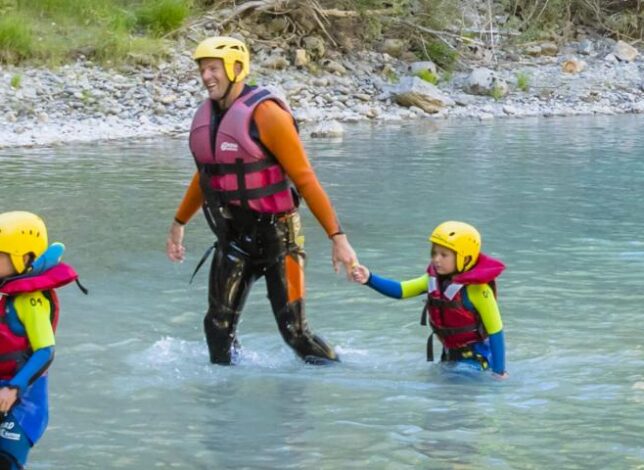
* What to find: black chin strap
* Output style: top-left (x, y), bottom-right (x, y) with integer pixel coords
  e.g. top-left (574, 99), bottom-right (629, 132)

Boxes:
top-left (218, 75), bottom-right (238, 110)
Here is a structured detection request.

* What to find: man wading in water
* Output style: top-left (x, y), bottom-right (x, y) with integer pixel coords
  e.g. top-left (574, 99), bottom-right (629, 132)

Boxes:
top-left (166, 36), bottom-right (357, 365)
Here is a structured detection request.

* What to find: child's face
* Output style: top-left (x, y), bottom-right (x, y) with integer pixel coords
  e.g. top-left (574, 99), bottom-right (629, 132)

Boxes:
top-left (431, 244), bottom-right (456, 275)
top-left (0, 253), bottom-right (16, 279)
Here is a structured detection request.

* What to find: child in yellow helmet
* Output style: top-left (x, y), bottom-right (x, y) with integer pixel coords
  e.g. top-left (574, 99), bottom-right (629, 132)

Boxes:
top-left (352, 221), bottom-right (508, 378)
top-left (0, 212), bottom-right (80, 470)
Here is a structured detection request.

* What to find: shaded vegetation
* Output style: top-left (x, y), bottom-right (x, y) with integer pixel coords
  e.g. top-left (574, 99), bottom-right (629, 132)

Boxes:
top-left (503, 0), bottom-right (643, 41)
top-left (0, 0), bottom-right (641, 67)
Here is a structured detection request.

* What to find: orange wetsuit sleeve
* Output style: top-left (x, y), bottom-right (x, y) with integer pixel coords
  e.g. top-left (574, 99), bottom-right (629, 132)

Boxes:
top-left (254, 100), bottom-right (342, 237)
top-left (174, 170), bottom-right (204, 224)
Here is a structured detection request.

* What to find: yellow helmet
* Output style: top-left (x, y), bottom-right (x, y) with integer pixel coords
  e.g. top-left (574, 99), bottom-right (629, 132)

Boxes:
top-left (0, 211), bottom-right (48, 274)
top-left (193, 36), bottom-right (250, 83)
top-left (429, 221), bottom-right (481, 272)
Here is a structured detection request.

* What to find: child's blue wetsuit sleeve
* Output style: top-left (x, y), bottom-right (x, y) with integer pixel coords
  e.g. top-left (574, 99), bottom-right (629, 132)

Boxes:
top-left (9, 347), bottom-right (55, 394)
top-left (7, 292), bottom-right (56, 395)
top-left (365, 273), bottom-right (428, 299)
top-left (465, 284), bottom-right (506, 374)
top-left (366, 273), bottom-right (403, 298)
top-left (488, 331), bottom-right (505, 375)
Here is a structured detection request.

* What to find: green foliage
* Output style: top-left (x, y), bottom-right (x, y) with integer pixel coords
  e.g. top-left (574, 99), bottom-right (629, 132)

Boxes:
top-left (426, 41), bottom-right (458, 71)
top-left (80, 89), bottom-right (93, 104)
top-left (0, 14), bottom-right (32, 64)
top-left (362, 15), bottom-right (383, 42)
top-left (490, 85), bottom-right (505, 101)
top-left (508, 0), bottom-right (643, 40)
top-left (516, 71), bottom-right (530, 92)
top-left (0, 0), bottom-right (17, 15)
top-left (604, 9), bottom-right (644, 39)
top-left (91, 30), bottom-right (133, 64)
top-left (93, 32), bottom-right (168, 66)
top-left (136, 0), bottom-right (191, 37)
top-left (383, 65), bottom-right (399, 83)
top-left (24, 0), bottom-right (116, 26)
top-left (110, 9), bottom-right (139, 33)
top-left (414, 69), bottom-right (438, 85)
top-left (0, 0), bottom-right (180, 65)
top-left (10, 73), bottom-right (21, 88)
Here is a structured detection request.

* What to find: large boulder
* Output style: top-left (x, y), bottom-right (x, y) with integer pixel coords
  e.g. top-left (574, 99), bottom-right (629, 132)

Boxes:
top-left (540, 41), bottom-right (559, 56)
top-left (381, 39), bottom-right (406, 58)
top-left (303, 36), bottom-right (326, 59)
top-left (408, 61), bottom-right (437, 76)
top-left (561, 57), bottom-right (586, 74)
top-left (466, 68), bottom-right (508, 97)
top-left (390, 76), bottom-right (454, 114)
top-left (614, 40), bottom-right (639, 62)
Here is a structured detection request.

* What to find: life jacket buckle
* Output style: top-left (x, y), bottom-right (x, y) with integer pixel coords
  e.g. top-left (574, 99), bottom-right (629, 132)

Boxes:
top-left (219, 206), bottom-right (233, 219)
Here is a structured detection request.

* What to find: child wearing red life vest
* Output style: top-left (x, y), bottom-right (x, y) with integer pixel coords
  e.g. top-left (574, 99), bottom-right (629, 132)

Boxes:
top-left (352, 221), bottom-right (508, 379)
top-left (0, 212), bottom-right (80, 469)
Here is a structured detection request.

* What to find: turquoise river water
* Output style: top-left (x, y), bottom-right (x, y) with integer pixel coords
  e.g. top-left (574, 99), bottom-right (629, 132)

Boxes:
top-left (1, 115), bottom-right (643, 469)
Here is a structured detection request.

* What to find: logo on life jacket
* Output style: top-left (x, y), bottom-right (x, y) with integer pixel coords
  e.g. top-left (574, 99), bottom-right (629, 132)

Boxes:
top-left (220, 142), bottom-right (239, 152)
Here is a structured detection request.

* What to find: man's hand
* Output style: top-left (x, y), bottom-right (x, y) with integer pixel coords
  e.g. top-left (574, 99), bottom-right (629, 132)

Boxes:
top-left (331, 234), bottom-right (358, 279)
top-left (351, 264), bottom-right (370, 284)
top-left (166, 221), bottom-right (186, 262)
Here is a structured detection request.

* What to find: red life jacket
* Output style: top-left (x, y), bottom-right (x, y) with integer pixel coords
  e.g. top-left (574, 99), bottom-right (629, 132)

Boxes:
top-left (423, 253), bottom-right (505, 350)
top-left (189, 87), bottom-right (296, 214)
top-left (0, 263), bottom-right (78, 380)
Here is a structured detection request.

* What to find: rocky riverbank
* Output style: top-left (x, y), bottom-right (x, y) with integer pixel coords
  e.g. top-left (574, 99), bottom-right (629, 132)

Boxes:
top-left (0, 34), bottom-right (642, 148)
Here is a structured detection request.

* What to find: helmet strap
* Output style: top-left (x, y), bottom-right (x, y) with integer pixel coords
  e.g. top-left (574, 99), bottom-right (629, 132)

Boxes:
top-left (218, 74), bottom-right (240, 110)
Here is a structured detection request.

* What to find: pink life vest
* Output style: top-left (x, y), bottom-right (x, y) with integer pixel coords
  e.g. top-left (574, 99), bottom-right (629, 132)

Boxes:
top-left (0, 263), bottom-right (78, 380)
top-left (189, 87), bottom-right (296, 214)
top-left (423, 253), bottom-right (505, 350)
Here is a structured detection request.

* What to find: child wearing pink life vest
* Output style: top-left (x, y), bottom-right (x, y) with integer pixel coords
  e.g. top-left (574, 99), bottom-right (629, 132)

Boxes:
top-left (352, 221), bottom-right (508, 378)
top-left (0, 211), bottom-right (82, 469)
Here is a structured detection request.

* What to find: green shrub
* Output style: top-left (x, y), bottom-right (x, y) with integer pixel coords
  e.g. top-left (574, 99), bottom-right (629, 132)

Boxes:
top-left (10, 73), bottom-right (21, 88)
top-left (415, 69), bottom-right (438, 85)
top-left (92, 30), bottom-right (132, 64)
top-left (490, 85), bottom-right (505, 101)
top-left (426, 41), bottom-right (458, 71)
top-left (109, 9), bottom-right (139, 34)
top-left (92, 31), bottom-right (167, 65)
top-left (0, 15), bottom-right (32, 63)
top-left (24, 0), bottom-right (114, 25)
top-left (383, 66), bottom-right (399, 83)
top-left (136, 0), bottom-right (191, 36)
top-left (516, 72), bottom-right (530, 92)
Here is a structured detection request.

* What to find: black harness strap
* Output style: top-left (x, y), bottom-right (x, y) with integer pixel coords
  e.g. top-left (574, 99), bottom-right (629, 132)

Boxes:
top-left (0, 350), bottom-right (28, 363)
top-left (426, 333), bottom-right (434, 361)
top-left (430, 322), bottom-right (481, 337)
top-left (215, 180), bottom-right (290, 204)
top-left (234, 158), bottom-right (249, 209)
top-left (190, 243), bottom-right (216, 284)
top-left (201, 158), bottom-right (277, 176)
